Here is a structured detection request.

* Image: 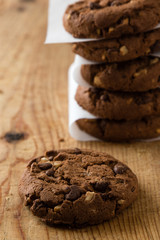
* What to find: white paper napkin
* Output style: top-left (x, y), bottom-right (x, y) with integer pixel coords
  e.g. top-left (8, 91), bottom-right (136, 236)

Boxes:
top-left (45, 0), bottom-right (160, 44)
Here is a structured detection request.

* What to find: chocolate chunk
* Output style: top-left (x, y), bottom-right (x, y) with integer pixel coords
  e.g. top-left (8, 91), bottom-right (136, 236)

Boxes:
top-left (74, 148), bottom-right (82, 154)
top-left (90, 87), bottom-right (100, 94)
top-left (46, 150), bottom-right (58, 157)
top-left (131, 186), bottom-right (135, 192)
top-left (100, 94), bottom-right (110, 102)
top-left (54, 153), bottom-right (67, 161)
top-left (31, 163), bottom-right (41, 173)
top-left (89, 2), bottom-right (101, 10)
top-left (113, 163), bottom-right (128, 174)
top-left (91, 181), bottom-right (109, 192)
top-left (32, 199), bottom-right (44, 211)
top-left (27, 158), bottom-right (38, 167)
top-left (38, 163), bottom-right (52, 170)
top-left (99, 120), bottom-right (107, 131)
top-left (116, 179), bottom-right (124, 183)
top-left (135, 96), bottom-right (152, 105)
top-left (65, 185), bottom-right (81, 201)
top-left (101, 193), bottom-right (109, 201)
top-left (107, 160), bottom-right (117, 168)
top-left (32, 200), bottom-right (47, 217)
top-left (46, 168), bottom-right (54, 176)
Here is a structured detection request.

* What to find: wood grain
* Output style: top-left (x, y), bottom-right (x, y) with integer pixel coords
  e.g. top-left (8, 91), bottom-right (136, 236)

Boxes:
top-left (0, 1), bottom-right (160, 239)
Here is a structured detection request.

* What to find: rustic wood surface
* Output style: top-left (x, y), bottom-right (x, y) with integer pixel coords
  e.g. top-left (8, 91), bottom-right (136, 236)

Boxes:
top-left (0, 0), bottom-right (160, 239)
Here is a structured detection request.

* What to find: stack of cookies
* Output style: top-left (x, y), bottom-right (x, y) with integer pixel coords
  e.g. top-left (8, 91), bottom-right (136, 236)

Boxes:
top-left (63, 0), bottom-right (160, 141)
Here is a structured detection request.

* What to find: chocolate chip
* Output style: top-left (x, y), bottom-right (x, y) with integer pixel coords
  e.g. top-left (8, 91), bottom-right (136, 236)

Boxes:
top-left (101, 193), bottom-right (109, 201)
top-left (100, 94), bottom-right (111, 102)
top-left (74, 148), bottom-right (82, 154)
top-left (32, 200), bottom-right (47, 217)
top-left (65, 185), bottom-right (81, 201)
top-left (116, 179), bottom-right (124, 183)
top-left (113, 163), bottom-right (128, 174)
top-left (32, 199), bottom-right (44, 211)
top-left (158, 76), bottom-right (160, 82)
top-left (91, 181), bottom-right (109, 192)
top-left (107, 160), bottom-right (117, 168)
top-left (135, 96), bottom-right (152, 105)
top-left (27, 158), bottom-right (38, 167)
top-left (31, 163), bottom-right (41, 173)
top-left (131, 186), bottom-right (135, 192)
top-left (90, 87), bottom-right (99, 94)
top-left (46, 150), bottom-right (58, 157)
top-left (46, 168), bottom-right (54, 176)
top-left (89, 2), bottom-right (101, 9)
top-left (38, 163), bottom-right (52, 170)
top-left (54, 153), bottom-right (67, 161)
top-left (99, 120), bottom-right (107, 131)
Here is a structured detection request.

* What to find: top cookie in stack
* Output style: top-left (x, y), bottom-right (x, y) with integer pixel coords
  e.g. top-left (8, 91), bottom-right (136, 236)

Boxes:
top-left (63, 0), bottom-right (160, 39)
top-left (63, 0), bottom-right (160, 142)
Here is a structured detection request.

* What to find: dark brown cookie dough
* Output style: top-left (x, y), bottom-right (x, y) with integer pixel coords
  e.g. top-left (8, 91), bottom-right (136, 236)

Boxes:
top-left (63, 0), bottom-right (160, 39)
top-left (72, 28), bottom-right (160, 63)
top-left (19, 149), bottom-right (138, 227)
top-left (77, 117), bottom-right (160, 141)
top-left (75, 86), bottom-right (160, 120)
top-left (81, 57), bottom-right (160, 92)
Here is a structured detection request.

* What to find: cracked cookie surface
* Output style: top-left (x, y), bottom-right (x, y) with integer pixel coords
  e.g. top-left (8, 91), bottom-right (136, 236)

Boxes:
top-left (72, 28), bottom-right (160, 63)
top-left (77, 117), bottom-right (160, 141)
top-left (19, 149), bottom-right (138, 227)
top-left (81, 56), bottom-right (160, 92)
top-left (63, 0), bottom-right (160, 39)
top-left (75, 86), bottom-right (160, 120)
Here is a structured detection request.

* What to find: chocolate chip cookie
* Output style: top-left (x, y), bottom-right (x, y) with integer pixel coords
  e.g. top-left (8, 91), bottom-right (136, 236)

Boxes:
top-left (63, 0), bottom-right (160, 39)
top-left (81, 57), bottom-right (160, 92)
top-left (19, 149), bottom-right (138, 227)
top-left (72, 28), bottom-right (160, 63)
top-left (75, 86), bottom-right (160, 120)
top-left (77, 117), bottom-right (160, 141)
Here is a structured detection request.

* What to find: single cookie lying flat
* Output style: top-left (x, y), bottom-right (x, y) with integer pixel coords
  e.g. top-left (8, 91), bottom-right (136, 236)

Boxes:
top-left (72, 28), bottom-right (160, 63)
top-left (77, 117), bottom-right (160, 141)
top-left (75, 86), bottom-right (160, 120)
top-left (63, 0), bottom-right (160, 39)
top-left (81, 57), bottom-right (160, 92)
top-left (19, 149), bottom-right (138, 227)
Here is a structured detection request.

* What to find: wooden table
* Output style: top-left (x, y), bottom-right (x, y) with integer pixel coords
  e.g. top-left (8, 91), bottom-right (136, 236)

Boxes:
top-left (0, 1), bottom-right (160, 239)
